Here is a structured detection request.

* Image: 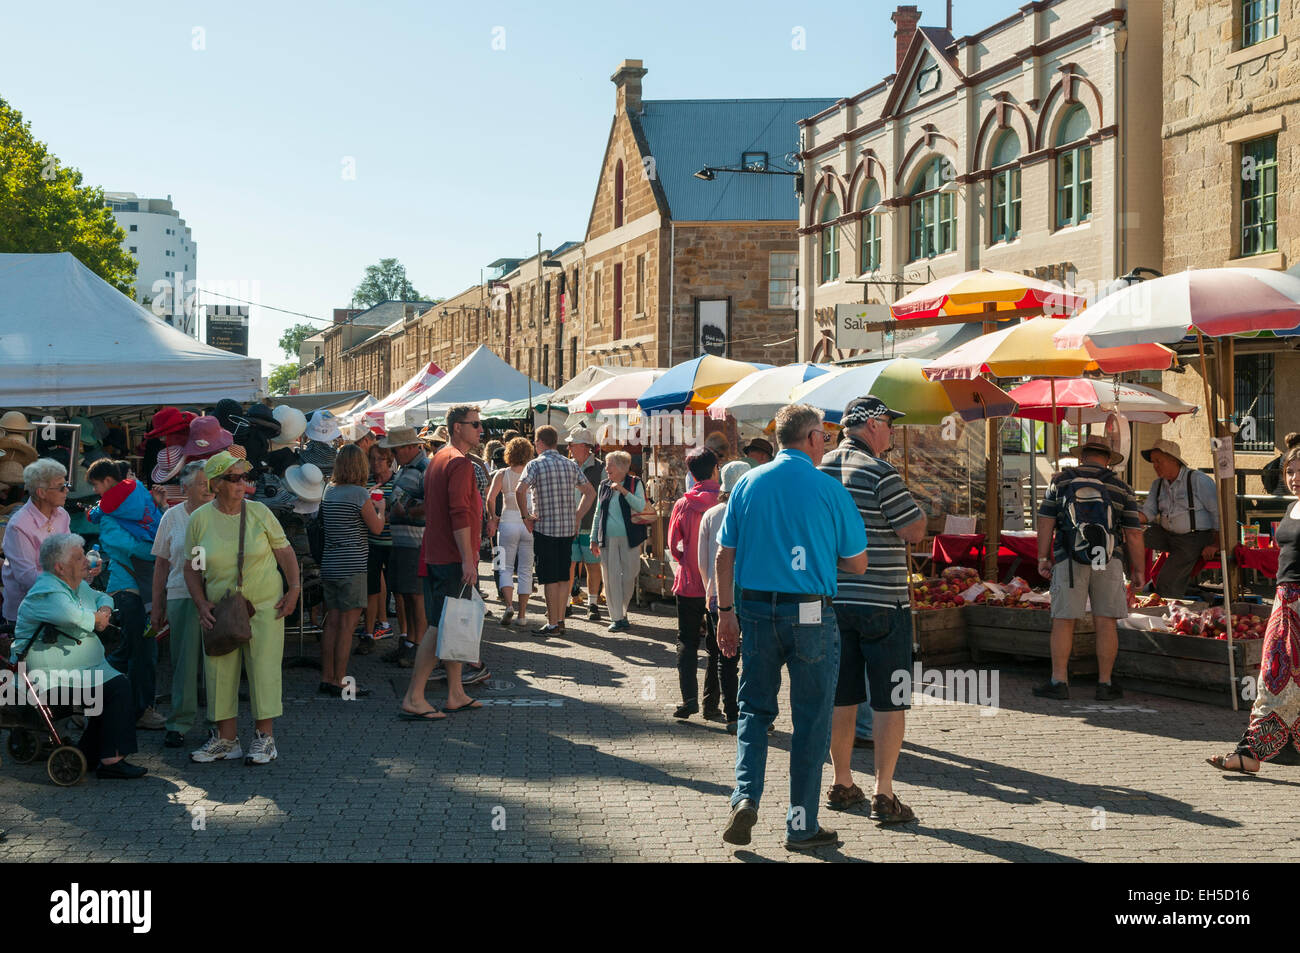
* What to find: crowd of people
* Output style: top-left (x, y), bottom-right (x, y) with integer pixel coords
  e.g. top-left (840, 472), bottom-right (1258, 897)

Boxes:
top-left (3, 387), bottom-right (1297, 858)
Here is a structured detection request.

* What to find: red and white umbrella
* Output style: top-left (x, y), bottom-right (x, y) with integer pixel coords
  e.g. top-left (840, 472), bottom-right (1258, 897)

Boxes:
top-left (1006, 378), bottom-right (1198, 424)
top-left (1055, 267), bottom-right (1300, 349)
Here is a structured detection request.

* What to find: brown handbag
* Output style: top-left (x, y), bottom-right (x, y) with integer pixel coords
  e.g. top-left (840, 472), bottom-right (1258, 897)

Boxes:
top-left (202, 501), bottom-right (256, 657)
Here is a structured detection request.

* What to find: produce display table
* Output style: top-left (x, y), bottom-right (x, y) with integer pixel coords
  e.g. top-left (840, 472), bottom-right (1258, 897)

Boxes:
top-left (930, 532), bottom-right (1048, 583)
top-left (965, 605), bottom-right (1098, 676)
top-left (1235, 544), bottom-right (1278, 580)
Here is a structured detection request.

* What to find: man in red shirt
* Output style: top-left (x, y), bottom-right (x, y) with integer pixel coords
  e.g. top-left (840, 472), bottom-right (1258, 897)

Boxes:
top-left (399, 404), bottom-right (486, 719)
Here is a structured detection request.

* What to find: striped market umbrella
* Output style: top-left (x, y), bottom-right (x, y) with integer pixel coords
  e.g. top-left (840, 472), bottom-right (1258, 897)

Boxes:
top-left (790, 358), bottom-right (1017, 426)
top-left (568, 369), bottom-right (665, 414)
top-left (637, 354), bottom-right (770, 413)
top-left (706, 363), bottom-right (831, 424)
top-left (890, 268), bottom-right (1087, 320)
top-left (1006, 378), bottom-right (1198, 425)
top-left (1054, 267), bottom-right (1300, 349)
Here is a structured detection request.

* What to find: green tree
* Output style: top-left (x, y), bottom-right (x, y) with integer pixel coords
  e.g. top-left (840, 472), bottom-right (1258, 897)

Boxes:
top-left (353, 258), bottom-right (424, 308)
top-left (278, 322), bottom-right (319, 361)
top-left (0, 96), bottom-right (136, 294)
top-left (267, 362), bottom-right (299, 396)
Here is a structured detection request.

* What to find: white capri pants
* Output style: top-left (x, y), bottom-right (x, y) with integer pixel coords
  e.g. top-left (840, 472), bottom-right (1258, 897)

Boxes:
top-left (497, 520), bottom-right (534, 596)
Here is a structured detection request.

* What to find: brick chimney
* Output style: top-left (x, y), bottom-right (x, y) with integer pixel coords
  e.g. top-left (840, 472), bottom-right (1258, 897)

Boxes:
top-left (611, 59), bottom-right (647, 115)
top-left (891, 5), bottom-right (921, 72)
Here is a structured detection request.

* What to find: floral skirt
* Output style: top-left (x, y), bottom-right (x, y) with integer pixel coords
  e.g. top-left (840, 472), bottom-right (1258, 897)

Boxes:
top-left (1237, 583), bottom-right (1300, 763)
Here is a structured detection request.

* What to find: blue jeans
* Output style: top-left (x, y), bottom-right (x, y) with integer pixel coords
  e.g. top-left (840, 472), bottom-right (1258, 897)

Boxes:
top-left (731, 597), bottom-right (841, 842)
top-left (106, 590), bottom-right (155, 719)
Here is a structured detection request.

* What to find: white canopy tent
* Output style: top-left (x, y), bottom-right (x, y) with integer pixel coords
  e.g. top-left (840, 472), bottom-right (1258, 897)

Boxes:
top-left (383, 345), bottom-right (549, 429)
top-left (0, 252), bottom-right (262, 406)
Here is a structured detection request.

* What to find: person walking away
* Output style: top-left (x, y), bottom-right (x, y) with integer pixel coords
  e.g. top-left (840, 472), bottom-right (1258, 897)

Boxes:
top-left (185, 452), bottom-right (300, 764)
top-left (589, 452), bottom-right (647, 633)
top-left (87, 459), bottom-right (164, 731)
top-left (741, 438), bottom-right (773, 468)
top-left (398, 405), bottom-right (488, 720)
top-left (516, 426), bottom-right (595, 636)
top-left (1207, 431), bottom-right (1300, 774)
top-left (697, 460), bottom-right (749, 731)
top-left (150, 462), bottom-right (213, 748)
top-left (715, 404), bottom-right (867, 851)
top-left (382, 426), bottom-right (429, 666)
top-left (318, 444), bottom-right (385, 696)
top-left (819, 397), bottom-right (926, 823)
top-left (1034, 437), bottom-right (1144, 700)
top-left (1139, 439), bottom-right (1219, 598)
top-left (567, 429), bottom-right (604, 620)
top-left (486, 437), bottom-right (535, 627)
top-left (359, 443), bottom-right (398, 654)
top-left (668, 448), bottom-right (722, 721)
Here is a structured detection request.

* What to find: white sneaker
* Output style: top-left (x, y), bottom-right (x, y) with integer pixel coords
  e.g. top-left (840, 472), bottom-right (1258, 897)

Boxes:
top-left (513, 614), bottom-right (528, 627)
top-left (500, 608), bottom-right (515, 626)
top-left (190, 732), bottom-right (243, 763)
top-left (245, 730), bottom-right (278, 766)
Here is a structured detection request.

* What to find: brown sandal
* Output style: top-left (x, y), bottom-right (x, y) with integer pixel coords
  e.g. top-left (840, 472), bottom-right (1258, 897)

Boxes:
top-left (825, 783), bottom-right (868, 811)
top-left (871, 793), bottom-right (917, 824)
top-left (1205, 753), bottom-right (1259, 774)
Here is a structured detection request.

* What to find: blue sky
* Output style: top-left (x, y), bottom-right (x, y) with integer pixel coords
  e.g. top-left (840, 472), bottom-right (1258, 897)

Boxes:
top-left (3, 0), bottom-right (1026, 376)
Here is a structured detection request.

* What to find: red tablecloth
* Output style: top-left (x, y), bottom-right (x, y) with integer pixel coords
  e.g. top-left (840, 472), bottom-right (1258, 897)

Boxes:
top-left (1235, 545), bottom-right (1279, 579)
top-left (930, 533), bottom-right (1048, 582)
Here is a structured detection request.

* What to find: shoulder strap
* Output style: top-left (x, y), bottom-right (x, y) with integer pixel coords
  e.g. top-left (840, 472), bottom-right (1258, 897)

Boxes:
top-left (236, 501), bottom-right (247, 592)
top-left (1186, 469), bottom-right (1196, 532)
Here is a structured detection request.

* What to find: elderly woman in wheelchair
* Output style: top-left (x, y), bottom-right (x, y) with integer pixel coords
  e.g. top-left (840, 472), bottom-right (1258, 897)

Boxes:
top-left (6, 533), bottom-right (144, 780)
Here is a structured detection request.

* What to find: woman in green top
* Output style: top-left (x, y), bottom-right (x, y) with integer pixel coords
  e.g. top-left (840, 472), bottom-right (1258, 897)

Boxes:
top-left (184, 452), bottom-right (300, 767)
top-left (11, 533), bottom-right (146, 778)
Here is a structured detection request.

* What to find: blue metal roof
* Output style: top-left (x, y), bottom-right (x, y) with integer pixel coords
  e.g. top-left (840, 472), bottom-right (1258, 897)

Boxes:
top-left (637, 98), bottom-right (837, 222)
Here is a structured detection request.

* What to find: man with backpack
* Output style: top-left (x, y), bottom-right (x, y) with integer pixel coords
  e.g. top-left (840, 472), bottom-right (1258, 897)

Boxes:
top-left (1034, 437), bottom-right (1145, 701)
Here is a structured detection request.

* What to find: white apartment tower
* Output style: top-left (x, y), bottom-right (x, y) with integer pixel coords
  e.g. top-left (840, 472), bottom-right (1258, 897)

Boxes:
top-left (104, 191), bottom-right (198, 336)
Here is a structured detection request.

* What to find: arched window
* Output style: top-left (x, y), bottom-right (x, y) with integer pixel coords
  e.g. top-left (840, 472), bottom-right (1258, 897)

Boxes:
top-left (859, 180), bottom-right (882, 273)
top-left (614, 160), bottom-right (625, 228)
top-left (989, 130), bottom-right (1022, 244)
top-left (909, 158), bottom-right (956, 261)
top-left (820, 195), bottom-right (840, 282)
top-left (1055, 105), bottom-right (1092, 228)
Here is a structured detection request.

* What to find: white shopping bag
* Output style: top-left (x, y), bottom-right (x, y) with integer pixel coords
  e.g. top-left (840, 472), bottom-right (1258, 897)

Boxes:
top-left (435, 585), bottom-right (485, 663)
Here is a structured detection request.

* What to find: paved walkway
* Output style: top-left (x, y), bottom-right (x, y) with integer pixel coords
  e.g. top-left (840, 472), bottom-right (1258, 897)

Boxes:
top-left (1, 574), bottom-right (1295, 862)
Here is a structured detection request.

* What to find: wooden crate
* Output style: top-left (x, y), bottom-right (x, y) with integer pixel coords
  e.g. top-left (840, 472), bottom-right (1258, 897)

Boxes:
top-left (911, 607), bottom-right (968, 665)
top-left (965, 605), bottom-right (1097, 675)
top-left (1114, 603), bottom-right (1268, 707)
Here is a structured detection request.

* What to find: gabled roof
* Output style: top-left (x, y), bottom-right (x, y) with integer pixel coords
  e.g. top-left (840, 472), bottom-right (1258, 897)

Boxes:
top-left (879, 25), bottom-right (966, 120)
top-left (636, 98), bottom-right (837, 221)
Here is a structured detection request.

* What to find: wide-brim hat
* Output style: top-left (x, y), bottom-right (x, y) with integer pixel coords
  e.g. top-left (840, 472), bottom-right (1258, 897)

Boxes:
top-left (1141, 438), bottom-right (1187, 469)
top-left (145, 406), bottom-right (194, 439)
top-left (292, 497), bottom-right (320, 515)
top-left (1069, 437), bottom-right (1124, 467)
top-left (380, 425), bottom-right (422, 449)
top-left (0, 411), bottom-right (36, 433)
top-left (566, 427), bottom-right (598, 447)
top-left (0, 458), bottom-right (26, 485)
top-left (183, 416), bottom-right (234, 458)
top-left (152, 445), bottom-right (187, 484)
top-left (0, 436), bottom-right (38, 467)
top-left (244, 402), bottom-right (282, 435)
top-left (284, 463), bottom-right (325, 502)
top-left (203, 451), bottom-right (250, 483)
top-left (720, 460), bottom-right (750, 494)
top-left (305, 410), bottom-right (341, 443)
top-left (270, 405), bottom-right (307, 446)
top-left (742, 437), bottom-right (773, 457)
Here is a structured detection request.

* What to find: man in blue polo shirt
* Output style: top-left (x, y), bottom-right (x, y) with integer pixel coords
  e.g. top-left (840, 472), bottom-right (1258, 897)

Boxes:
top-left (715, 403), bottom-right (867, 852)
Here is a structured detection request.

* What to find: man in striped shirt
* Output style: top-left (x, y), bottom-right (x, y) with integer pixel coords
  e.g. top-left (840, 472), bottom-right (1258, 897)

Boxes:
top-left (818, 396), bottom-right (926, 824)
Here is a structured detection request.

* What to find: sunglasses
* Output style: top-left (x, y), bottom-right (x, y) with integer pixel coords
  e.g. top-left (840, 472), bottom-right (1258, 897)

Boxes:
top-left (218, 472), bottom-right (250, 484)
top-left (458, 420), bottom-right (484, 429)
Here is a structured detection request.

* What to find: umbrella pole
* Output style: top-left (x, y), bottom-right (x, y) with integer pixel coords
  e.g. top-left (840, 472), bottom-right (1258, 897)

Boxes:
top-left (983, 307), bottom-right (1000, 580)
top-left (1197, 330), bottom-right (1238, 712)
top-left (1050, 379), bottom-right (1059, 466)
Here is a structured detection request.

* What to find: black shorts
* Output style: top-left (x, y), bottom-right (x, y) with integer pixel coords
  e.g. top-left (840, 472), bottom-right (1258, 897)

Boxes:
top-left (832, 603), bottom-right (913, 711)
top-left (388, 546), bottom-right (421, 594)
top-left (367, 543), bottom-right (392, 596)
top-left (423, 562), bottom-right (466, 627)
top-left (534, 532), bottom-right (574, 585)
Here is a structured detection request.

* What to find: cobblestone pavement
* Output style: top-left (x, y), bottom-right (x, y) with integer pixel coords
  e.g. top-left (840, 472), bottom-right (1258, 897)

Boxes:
top-left (2, 572), bottom-right (1298, 863)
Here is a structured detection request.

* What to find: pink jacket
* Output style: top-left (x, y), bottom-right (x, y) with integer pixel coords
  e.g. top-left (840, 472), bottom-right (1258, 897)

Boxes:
top-left (668, 480), bottom-right (719, 598)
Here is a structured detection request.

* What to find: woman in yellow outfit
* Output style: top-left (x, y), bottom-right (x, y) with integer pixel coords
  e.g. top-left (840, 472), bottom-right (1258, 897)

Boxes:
top-left (183, 452), bottom-right (299, 765)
